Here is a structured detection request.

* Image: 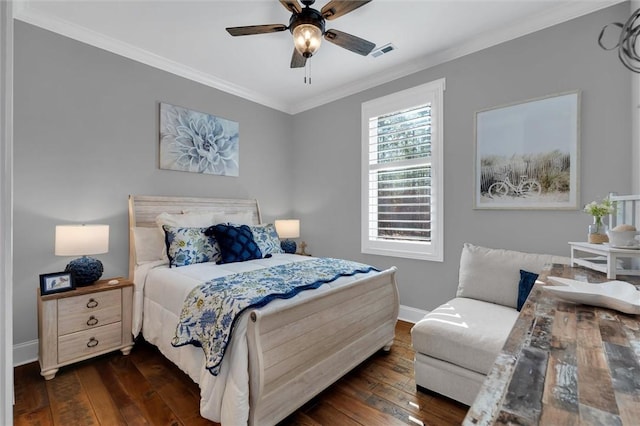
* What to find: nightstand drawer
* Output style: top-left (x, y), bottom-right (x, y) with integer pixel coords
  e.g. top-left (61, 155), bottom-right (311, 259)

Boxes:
top-left (58, 321), bottom-right (122, 364)
top-left (58, 304), bottom-right (121, 335)
top-left (58, 288), bottom-right (121, 317)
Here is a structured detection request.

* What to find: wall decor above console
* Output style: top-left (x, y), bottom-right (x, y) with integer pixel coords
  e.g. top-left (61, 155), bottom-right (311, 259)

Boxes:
top-left (159, 102), bottom-right (239, 177)
top-left (474, 91), bottom-right (580, 210)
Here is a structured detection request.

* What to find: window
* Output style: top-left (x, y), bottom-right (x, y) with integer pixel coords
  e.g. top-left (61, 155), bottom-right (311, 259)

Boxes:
top-left (361, 79), bottom-right (444, 261)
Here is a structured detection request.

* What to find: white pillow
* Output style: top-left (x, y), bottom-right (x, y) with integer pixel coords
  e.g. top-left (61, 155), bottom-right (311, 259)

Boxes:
top-left (456, 243), bottom-right (554, 309)
top-left (132, 227), bottom-right (165, 264)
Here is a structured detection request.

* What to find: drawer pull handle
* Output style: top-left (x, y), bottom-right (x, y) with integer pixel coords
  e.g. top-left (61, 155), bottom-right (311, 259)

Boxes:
top-left (86, 337), bottom-right (99, 348)
top-left (86, 298), bottom-right (99, 309)
top-left (86, 316), bottom-right (99, 326)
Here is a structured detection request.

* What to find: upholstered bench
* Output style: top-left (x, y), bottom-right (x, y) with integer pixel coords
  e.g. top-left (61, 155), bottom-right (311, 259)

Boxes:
top-left (411, 243), bottom-right (569, 405)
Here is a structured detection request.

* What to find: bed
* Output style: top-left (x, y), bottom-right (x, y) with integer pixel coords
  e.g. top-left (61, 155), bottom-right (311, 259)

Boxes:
top-left (128, 195), bottom-right (400, 425)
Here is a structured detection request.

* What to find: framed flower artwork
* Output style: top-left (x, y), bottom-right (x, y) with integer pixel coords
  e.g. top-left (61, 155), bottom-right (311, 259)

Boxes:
top-left (160, 102), bottom-right (239, 176)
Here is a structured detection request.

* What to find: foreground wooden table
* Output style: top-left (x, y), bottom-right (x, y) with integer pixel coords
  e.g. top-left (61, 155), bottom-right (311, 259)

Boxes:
top-left (464, 264), bottom-right (640, 425)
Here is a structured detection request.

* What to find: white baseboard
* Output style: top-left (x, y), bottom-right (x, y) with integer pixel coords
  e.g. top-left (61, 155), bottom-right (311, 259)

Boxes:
top-left (12, 306), bottom-right (428, 367)
top-left (398, 305), bottom-right (429, 324)
top-left (13, 340), bottom-right (38, 367)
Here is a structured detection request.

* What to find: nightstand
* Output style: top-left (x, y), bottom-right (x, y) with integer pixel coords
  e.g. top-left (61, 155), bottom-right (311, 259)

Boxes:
top-left (37, 277), bottom-right (134, 380)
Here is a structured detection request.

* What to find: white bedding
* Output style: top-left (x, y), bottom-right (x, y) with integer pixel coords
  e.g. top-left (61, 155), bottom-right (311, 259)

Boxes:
top-left (132, 254), bottom-right (378, 424)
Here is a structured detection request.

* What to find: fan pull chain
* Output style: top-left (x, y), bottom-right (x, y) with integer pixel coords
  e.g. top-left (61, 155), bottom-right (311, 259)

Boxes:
top-left (304, 61), bottom-right (312, 85)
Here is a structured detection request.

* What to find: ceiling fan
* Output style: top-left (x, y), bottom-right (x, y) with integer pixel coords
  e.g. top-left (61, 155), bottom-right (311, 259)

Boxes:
top-left (226, 0), bottom-right (376, 69)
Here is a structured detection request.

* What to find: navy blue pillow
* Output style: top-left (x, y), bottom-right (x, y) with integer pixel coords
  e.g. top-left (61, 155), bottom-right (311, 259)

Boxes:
top-left (517, 269), bottom-right (539, 311)
top-left (206, 224), bottom-right (263, 264)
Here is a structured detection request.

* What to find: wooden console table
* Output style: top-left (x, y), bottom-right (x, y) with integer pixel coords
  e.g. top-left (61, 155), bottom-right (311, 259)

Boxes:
top-left (464, 264), bottom-right (640, 425)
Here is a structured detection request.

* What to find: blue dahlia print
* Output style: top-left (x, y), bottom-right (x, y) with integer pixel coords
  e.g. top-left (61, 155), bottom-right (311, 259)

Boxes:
top-left (160, 103), bottom-right (239, 176)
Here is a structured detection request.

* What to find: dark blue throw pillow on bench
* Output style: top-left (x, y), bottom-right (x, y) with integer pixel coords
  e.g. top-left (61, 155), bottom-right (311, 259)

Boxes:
top-left (206, 224), bottom-right (263, 264)
top-left (517, 269), bottom-right (539, 311)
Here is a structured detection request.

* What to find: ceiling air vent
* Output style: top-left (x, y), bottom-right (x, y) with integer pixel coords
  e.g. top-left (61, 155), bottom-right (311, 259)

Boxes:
top-left (371, 43), bottom-right (396, 58)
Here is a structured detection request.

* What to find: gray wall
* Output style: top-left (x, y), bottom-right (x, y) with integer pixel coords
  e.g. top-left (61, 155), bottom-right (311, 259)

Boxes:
top-left (12, 3), bottom-right (633, 346)
top-left (13, 22), bottom-right (294, 345)
top-left (291, 3), bottom-right (632, 312)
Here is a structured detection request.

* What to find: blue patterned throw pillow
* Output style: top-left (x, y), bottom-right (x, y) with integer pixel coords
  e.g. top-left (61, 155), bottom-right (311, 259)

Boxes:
top-left (206, 224), bottom-right (263, 264)
top-left (163, 225), bottom-right (220, 268)
top-left (250, 224), bottom-right (284, 256)
top-left (517, 269), bottom-right (539, 311)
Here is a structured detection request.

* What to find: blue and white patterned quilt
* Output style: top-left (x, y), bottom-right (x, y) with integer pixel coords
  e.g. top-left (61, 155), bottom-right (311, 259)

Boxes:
top-left (171, 257), bottom-right (379, 375)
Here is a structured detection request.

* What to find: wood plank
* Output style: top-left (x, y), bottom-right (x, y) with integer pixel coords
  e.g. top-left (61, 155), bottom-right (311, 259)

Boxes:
top-left (599, 315), bottom-right (630, 346)
top-left (372, 382), bottom-right (424, 417)
top-left (603, 342), bottom-right (640, 394)
top-left (359, 354), bottom-right (413, 391)
top-left (530, 315), bottom-right (553, 351)
top-left (502, 346), bottom-right (548, 422)
top-left (364, 393), bottom-right (422, 425)
top-left (614, 393), bottom-right (640, 426)
top-left (75, 363), bottom-right (126, 426)
top-left (334, 373), bottom-right (378, 401)
top-left (539, 403), bottom-right (579, 426)
top-left (13, 406), bottom-right (53, 426)
top-left (135, 353), bottom-right (203, 421)
top-left (278, 411), bottom-right (322, 426)
top-left (578, 403), bottom-right (623, 426)
top-left (326, 387), bottom-right (408, 426)
top-left (577, 366), bottom-right (618, 414)
top-left (105, 356), bottom-right (181, 425)
top-left (303, 401), bottom-right (363, 426)
top-left (13, 363), bottom-right (49, 415)
top-left (542, 345), bottom-right (578, 416)
top-left (576, 326), bottom-right (608, 370)
top-left (45, 370), bottom-right (100, 426)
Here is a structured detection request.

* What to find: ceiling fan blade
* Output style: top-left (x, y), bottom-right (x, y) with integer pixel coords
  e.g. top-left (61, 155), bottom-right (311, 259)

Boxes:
top-left (226, 24), bottom-right (288, 37)
top-left (324, 29), bottom-right (375, 56)
top-left (279, 0), bottom-right (302, 14)
top-left (290, 49), bottom-right (307, 68)
top-left (321, 0), bottom-right (372, 20)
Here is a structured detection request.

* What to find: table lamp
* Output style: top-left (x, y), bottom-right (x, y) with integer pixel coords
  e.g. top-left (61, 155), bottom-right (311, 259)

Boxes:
top-left (275, 219), bottom-right (299, 254)
top-left (55, 224), bottom-right (109, 286)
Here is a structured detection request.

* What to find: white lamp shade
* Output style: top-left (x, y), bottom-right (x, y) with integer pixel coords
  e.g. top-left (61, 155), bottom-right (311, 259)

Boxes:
top-left (275, 219), bottom-right (300, 239)
top-left (55, 224), bottom-right (109, 256)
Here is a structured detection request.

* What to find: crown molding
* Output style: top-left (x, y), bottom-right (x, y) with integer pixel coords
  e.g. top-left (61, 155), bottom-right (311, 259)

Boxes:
top-left (14, 0), bottom-right (626, 115)
top-left (13, 2), bottom-right (293, 113)
top-left (288, 0), bottom-right (626, 114)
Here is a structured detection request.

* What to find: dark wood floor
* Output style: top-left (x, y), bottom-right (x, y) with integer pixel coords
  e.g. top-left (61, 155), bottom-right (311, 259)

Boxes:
top-left (14, 321), bottom-right (468, 425)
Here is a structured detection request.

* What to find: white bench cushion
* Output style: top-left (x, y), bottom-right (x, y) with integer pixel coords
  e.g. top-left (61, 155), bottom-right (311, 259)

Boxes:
top-left (411, 297), bottom-right (519, 375)
top-left (456, 243), bottom-right (555, 309)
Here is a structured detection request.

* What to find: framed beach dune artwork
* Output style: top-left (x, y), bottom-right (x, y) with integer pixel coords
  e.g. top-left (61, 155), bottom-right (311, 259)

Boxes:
top-left (474, 91), bottom-right (580, 210)
top-left (160, 102), bottom-right (239, 176)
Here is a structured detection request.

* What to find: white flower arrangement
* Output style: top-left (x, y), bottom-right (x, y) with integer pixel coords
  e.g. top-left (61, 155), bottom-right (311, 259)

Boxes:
top-left (583, 198), bottom-right (614, 219)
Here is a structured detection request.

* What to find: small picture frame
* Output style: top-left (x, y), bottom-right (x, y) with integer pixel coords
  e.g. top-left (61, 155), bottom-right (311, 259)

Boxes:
top-left (39, 271), bottom-right (75, 295)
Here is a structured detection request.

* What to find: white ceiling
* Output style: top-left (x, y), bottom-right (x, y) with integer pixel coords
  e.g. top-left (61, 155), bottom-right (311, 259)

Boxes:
top-left (14, 0), bottom-right (623, 114)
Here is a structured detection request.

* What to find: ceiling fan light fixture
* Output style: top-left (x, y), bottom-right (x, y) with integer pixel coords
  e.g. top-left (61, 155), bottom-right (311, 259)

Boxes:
top-left (293, 23), bottom-right (322, 58)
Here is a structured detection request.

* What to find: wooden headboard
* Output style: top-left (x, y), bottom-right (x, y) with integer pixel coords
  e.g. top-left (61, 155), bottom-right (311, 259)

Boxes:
top-left (128, 195), bottom-right (262, 278)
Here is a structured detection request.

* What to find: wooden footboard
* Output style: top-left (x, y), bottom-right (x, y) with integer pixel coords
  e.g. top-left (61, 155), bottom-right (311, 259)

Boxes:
top-left (246, 266), bottom-right (399, 426)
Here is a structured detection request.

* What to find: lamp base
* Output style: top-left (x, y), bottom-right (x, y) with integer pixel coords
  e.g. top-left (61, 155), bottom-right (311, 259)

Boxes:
top-left (65, 256), bottom-right (103, 286)
top-left (281, 239), bottom-right (297, 254)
